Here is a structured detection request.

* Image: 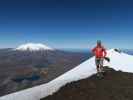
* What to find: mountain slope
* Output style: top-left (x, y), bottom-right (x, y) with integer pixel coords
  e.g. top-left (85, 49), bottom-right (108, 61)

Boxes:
top-left (1, 49), bottom-right (133, 100)
top-left (42, 68), bottom-right (133, 100)
top-left (104, 49), bottom-right (133, 72)
top-left (0, 49), bottom-right (89, 96)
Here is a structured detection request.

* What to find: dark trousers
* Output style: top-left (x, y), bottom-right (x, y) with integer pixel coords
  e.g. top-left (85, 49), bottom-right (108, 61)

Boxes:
top-left (95, 57), bottom-right (104, 73)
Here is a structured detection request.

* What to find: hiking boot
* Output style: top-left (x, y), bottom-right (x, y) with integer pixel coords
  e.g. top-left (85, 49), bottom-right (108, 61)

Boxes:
top-left (97, 72), bottom-right (104, 79)
top-left (96, 73), bottom-right (100, 77)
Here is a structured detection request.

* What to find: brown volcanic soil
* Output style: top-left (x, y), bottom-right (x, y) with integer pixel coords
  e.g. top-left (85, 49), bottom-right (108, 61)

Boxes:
top-left (41, 68), bottom-right (133, 100)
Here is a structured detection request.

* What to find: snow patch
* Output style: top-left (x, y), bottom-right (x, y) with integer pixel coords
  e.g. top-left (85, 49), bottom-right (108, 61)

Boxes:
top-left (104, 49), bottom-right (133, 72)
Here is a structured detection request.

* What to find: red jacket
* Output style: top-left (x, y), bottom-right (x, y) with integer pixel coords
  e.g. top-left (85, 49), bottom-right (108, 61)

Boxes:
top-left (92, 46), bottom-right (107, 58)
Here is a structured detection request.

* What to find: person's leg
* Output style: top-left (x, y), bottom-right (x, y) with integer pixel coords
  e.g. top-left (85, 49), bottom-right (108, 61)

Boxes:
top-left (95, 58), bottom-right (104, 78)
top-left (95, 58), bottom-right (100, 73)
top-left (99, 58), bottom-right (104, 72)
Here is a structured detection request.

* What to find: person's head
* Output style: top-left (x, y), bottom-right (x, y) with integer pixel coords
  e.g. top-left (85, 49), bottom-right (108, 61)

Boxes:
top-left (97, 40), bottom-right (102, 46)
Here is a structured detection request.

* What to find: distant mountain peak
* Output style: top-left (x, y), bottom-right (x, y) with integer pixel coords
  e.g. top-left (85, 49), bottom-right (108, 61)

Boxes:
top-left (15, 43), bottom-right (54, 51)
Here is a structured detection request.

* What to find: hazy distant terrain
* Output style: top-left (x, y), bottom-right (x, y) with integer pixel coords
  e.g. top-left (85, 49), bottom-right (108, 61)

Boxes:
top-left (0, 48), bottom-right (92, 96)
top-left (122, 49), bottom-right (133, 55)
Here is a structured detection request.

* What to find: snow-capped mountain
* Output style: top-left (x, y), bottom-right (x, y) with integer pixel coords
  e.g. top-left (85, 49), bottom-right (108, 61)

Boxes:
top-left (15, 43), bottom-right (54, 51)
top-left (1, 49), bottom-right (133, 100)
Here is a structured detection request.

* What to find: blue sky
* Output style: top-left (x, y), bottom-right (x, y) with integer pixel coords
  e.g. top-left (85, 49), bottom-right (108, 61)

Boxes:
top-left (0, 0), bottom-right (132, 49)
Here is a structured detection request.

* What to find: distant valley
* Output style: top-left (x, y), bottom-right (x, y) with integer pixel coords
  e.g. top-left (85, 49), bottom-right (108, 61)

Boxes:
top-left (0, 43), bottom-right (92, 96)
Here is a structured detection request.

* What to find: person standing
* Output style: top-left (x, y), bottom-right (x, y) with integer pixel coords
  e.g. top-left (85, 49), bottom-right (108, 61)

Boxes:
top-left (92, 40), bottom-right (107, 75)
